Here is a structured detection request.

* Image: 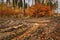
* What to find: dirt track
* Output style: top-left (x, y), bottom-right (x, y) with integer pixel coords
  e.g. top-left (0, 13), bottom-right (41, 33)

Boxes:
top-left (0, 17), bottom-right (60, 40)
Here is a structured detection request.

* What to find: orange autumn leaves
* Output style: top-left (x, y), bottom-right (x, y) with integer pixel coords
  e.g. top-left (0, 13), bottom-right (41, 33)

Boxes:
top-left (0, 5), bottom-right (23, 17)
top-left (25, 3), bottom-right (54, 17)
top-left (0, 6), bottom-right (15, 16)
top-left (0, 3), bottom-right (54, 17)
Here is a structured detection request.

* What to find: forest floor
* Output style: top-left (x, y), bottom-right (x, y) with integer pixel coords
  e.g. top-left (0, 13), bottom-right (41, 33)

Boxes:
top-left (0, 16), bottom-right (60, 40)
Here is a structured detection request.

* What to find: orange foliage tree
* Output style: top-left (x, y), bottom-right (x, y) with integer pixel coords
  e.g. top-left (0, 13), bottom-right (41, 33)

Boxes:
top-left (25, 3), bottom-right (54, 17)
top-left (0, 3), bottom-right (54, 17)
top-left (0, 5), bottom-right (23, 17)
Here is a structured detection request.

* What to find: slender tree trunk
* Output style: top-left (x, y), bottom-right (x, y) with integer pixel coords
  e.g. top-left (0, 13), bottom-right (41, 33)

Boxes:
top-left (32, 0), bottom-right (33, 5)
top-left (15, 0), bottom-right (18, 8)
top-left (6, 0), bottom-right (11, 7)
top-left (13, 0), bottom-right (15, 8)
top-left (27, 0), bottom-right (29, 8)
top-left (18, 0), bottom-right (23, 8)
top-left (23, 0), bottom-right (25, 16)
top-left (35, 0), bottom-right (37, 4)
top-left (1, 0), bottom-right (4, 4)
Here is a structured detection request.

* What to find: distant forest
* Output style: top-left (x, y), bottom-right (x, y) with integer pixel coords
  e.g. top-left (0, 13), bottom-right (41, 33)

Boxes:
top-left (0, 0), bottom-right (58, 9)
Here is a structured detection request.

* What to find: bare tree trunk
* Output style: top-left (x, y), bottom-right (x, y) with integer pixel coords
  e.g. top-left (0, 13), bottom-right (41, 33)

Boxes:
top-left (27, 0), bottom-right (29, 8)
top-left (6, 0), bottom-right (11, 7)
top-left (1, 0), bottom-right (4, 4)
top-left (13, 0), bottom-right (15, 8)
top-left (23, 0), bottom-right (25, 16)
top-left (32, 0), bottom-right (33, 5)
